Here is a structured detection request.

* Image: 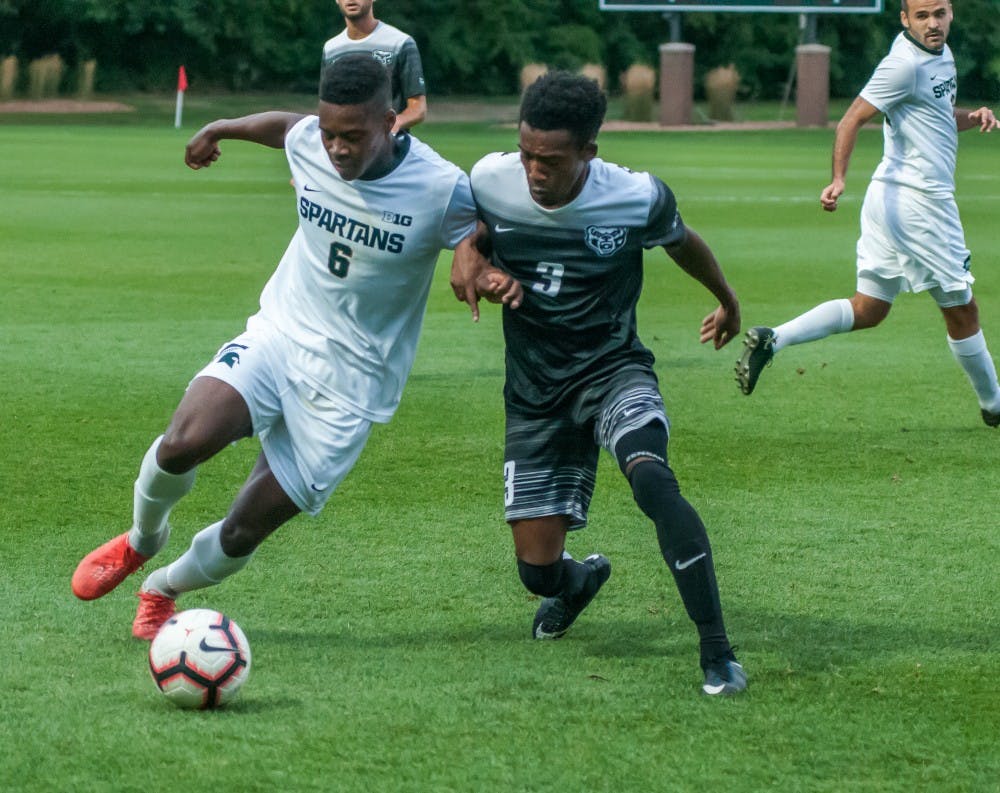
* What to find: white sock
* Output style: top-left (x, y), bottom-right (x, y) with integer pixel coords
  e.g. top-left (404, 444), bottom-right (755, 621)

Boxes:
top-left (947, 331), bottom-right (1000, 412)
top-left (128, 436), bottom-right (197, 557)
top-left (142, 521), bottom-right (253, 598)
top-left (773, 299), bottom-right (854, 353)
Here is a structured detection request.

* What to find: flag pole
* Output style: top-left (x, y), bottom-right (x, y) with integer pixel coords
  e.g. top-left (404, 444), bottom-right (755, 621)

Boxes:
top-left (174, 66), bottom-right (188, 129)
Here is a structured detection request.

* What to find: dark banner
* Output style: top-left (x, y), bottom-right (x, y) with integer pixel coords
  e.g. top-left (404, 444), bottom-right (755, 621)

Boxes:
top-left (600, 0), bottom-right (882, 12)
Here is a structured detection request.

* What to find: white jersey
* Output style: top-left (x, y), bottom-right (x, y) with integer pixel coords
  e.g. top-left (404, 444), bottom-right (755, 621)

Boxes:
top-left (860, 32), bottom-right (958, 197)
top-left (247, 116), bottom-right (476, 423)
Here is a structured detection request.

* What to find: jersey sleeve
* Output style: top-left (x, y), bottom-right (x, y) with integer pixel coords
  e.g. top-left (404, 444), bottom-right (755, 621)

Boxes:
top-left (283, 115), bottom-right (316, 171)
top-left (859, 54), bottom-right (915, 114)
top-left (640, 175), bottom-right (687, 249)
top-left (396, 38), bottom-right (426, 98)
top-left (439, 173), bottom-right (477, 249)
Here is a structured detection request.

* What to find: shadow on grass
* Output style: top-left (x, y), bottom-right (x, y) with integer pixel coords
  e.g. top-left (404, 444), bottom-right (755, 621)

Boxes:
top-left (250, 604), bottom-right (990, 674)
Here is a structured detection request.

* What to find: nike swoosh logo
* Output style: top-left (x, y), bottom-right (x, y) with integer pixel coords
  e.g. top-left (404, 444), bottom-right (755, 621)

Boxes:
top-left (674, 552), bottom-right (707, 571)
top-left (198, 638), bottom-right (234, 653)
top-left (494, 224), bottom-right (515, 233)
top-left (703, 683), bottom-right (727, 695)
top-left (310, 483), bottom-right (327, 492)
top-left (304, 185), bottom-right (322, 192)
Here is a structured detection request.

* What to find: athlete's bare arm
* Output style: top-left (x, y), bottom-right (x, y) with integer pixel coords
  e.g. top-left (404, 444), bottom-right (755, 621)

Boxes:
top-left (820, 96), bottom-right (881, 212)
top-left (451, 222), bottom-right (490, 320)
top-left (185, 112), bottom-right (308, 170)
top-left (392, 95), bottom-right (427, 133)
top-left (450, 226), bottom-right (521, 320)
top-left (955, 106), bottom-right (998, 133)
top-left (665, 228), bottom-right (741, 350)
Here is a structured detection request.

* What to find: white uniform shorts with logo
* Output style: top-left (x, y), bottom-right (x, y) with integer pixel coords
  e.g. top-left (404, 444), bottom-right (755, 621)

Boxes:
top-left (193, 327), bottom-right (374, 516)
top-left (856, 180), bottom-right (973, 308)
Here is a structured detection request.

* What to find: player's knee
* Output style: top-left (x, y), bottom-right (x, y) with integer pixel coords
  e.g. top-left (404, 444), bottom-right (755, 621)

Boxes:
top-left (219, 519), bottom-right (263, 558)
top-left (156, 429), bottom-right (206, 474)
top-left (517, 558), bottom-right (565, 597)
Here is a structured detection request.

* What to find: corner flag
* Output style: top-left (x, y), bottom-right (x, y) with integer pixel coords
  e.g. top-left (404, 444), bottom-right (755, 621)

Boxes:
top-left (174, 66), bottom-right (188, 128)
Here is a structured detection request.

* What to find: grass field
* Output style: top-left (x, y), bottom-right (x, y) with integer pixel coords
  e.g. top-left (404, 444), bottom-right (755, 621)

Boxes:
top-left (2, 103), bottom-right (999, 792)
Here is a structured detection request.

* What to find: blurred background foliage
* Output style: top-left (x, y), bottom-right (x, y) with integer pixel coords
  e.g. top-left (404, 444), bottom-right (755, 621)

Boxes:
top-left (0, 0), bottom-right (997, 98)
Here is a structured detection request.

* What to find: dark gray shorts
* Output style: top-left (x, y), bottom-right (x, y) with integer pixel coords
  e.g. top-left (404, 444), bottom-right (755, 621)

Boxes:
top-left (503, 369), bottom-right (668, 530)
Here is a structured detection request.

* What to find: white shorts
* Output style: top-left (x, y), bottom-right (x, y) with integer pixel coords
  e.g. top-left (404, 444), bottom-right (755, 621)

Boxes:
top-left (193, 327), bottom-right (373, 516)
top-left (856, 180), bottom-right (973, 305)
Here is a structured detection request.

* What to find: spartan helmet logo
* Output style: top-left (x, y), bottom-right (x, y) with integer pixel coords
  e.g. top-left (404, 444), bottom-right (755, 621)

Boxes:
top-left (216, 343), bottom-right (248, 369)
top-left (584, 225), bottom-right (628, 257)
top-left (371, 50), bottom-right (393, 65)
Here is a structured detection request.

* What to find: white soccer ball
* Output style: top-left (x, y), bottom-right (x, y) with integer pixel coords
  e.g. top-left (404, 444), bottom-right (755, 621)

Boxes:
top-left (148, 609), bottom-right (251, 709)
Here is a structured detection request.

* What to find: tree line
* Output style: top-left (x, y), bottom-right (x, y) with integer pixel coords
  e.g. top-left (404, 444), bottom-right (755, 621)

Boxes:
top-left (1, 0), bottom-right (997, 99)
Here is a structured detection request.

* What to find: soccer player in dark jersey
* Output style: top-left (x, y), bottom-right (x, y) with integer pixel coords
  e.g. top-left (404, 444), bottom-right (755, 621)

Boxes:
top-left (453, 71), bottom-right (746, 695)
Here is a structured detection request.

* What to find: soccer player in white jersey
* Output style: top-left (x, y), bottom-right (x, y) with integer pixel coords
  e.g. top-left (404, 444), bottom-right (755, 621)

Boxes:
top-left (71, 54), bottom-right (520, 639)
top-left (323, 0), bottom-right (426, 133)
top-left (736, 0), bottom-right (1000, 427)
top-left (451, 72), bottom-right (747, 695)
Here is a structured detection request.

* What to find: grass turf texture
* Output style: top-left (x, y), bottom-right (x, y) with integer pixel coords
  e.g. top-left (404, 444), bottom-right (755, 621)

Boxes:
top-left (2, 115), bottom-right (999, 792)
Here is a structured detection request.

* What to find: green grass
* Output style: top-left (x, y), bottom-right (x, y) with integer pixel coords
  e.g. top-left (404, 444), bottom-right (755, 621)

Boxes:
top-left (2, 113), bottom-right (999, 792)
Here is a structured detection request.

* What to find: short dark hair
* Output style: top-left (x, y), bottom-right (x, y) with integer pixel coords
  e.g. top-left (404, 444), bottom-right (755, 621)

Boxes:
top-left (520, 71), bottom-right (607, 147)
top-left (320, 53), bottom-right (391, 107)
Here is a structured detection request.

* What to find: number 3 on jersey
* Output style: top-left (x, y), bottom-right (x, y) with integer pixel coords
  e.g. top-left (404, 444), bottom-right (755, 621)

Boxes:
top-left (533, 261), bottom-right (564, 297)
top-left (328, 242), bottom-right (353, 278)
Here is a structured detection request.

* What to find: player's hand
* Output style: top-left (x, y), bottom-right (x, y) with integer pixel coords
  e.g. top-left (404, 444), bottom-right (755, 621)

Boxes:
top-left (820, 179), bottom-right (845, 212)
top-left (476, 268), bottom-right (522, 310)
top-left (968, 107), bottom-right (998, 133)
top-left (451, 227), bottom-right (490, 322)
top-left (185, 126), bottom-right (222, 170)
top-left (700, 304), bottom-right (740, 350)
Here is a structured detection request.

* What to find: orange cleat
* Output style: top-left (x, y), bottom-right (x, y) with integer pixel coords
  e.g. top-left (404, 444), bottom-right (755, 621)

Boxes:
top-left (132, 591), bottom-right (176, 640)
top-left (72, 532), bottom-right (150, 601)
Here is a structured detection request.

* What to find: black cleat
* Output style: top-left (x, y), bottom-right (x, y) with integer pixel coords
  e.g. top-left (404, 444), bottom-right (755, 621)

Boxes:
top-left (701, 651), bottom-right (747, 696)
top-left (532, 554), bottom-right (611, 640)
top-left (735, 326), bottom-right (776, 395)
top-left (982, 408), bottom-right (1000, 428)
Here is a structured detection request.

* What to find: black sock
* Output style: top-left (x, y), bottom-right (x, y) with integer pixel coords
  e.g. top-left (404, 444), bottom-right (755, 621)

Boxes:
top-left (516, 556), bottom-right (589, 599)
top-left (628, 461), bottom-right (731, 666)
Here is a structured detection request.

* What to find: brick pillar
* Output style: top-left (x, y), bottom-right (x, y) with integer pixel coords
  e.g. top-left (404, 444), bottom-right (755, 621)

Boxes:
top-left (796, 44), bottom-right (831, 127)
top-left (658, 43), bottom-right (695, 126)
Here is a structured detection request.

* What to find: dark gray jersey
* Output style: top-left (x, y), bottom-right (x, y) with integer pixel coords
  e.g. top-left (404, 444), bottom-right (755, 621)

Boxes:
top-left (322, 22), bottom-right (426, 114)
top-left (470, 152), bottom-right (686, 416)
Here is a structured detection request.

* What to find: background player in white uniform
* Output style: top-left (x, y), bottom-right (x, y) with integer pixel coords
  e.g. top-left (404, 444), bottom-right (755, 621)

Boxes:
top-left (71, 54), bottom-right (520, 638)
top-left (736, 0), bottom-right (1000, 427)
top-left (453, 72), bottom-right (746, 695)
top-left (323, 0), bottom-right (426, 133)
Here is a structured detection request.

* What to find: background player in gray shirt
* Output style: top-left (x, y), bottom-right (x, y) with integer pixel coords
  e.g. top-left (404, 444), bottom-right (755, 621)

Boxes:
top-left (323, 0), bottom-right (426, 133)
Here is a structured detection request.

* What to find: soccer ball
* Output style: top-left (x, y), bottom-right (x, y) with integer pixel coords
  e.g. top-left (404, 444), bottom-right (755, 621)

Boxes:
top-left (148, 609), bottom-right (251, 709)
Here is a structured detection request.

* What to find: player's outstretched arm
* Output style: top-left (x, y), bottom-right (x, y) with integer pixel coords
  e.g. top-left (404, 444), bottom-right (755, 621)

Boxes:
top-left (820, 96), bottom-right (880, 212)
top-left (955, 106), bottom-right (998, 133)
top-left (665, 229), bottom-right (740, 350)
top-left (184, 112), bottom-right (308, 170)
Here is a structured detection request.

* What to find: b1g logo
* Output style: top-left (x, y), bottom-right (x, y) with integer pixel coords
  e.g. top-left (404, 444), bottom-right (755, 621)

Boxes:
top-left (382, 211), bottom-right (413, 226)
top-left (584, 225), bottom-right (628, 257)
